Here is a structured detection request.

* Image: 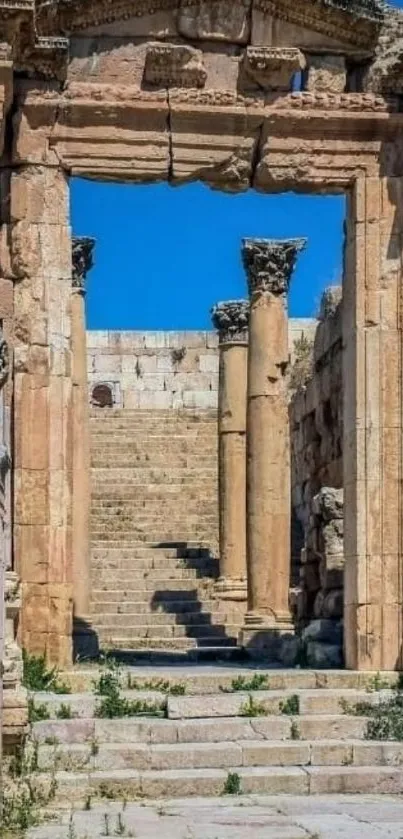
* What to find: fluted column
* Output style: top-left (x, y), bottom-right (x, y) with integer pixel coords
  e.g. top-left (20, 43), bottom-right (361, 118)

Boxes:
top-left (211, 301), bottom-right (249, 601)
top-left (71, 237), bottom-right (97, 658)
top-left (240, 238), bottom-right (306, 654)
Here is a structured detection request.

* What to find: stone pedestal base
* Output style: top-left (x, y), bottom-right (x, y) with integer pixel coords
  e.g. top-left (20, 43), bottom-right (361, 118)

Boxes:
top-left (73, 617), bottom-right (99, 661)
top-left (215, 576), bottom-right (247, 602)
top-left (239, 612), bottom-right (294, 659)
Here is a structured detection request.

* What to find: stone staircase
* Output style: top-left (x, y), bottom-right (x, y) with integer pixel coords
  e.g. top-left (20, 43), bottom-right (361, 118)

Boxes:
top-left (28, 667), bottom-right (403, 808)
top-left (89, 409), bottom-right (244, 653)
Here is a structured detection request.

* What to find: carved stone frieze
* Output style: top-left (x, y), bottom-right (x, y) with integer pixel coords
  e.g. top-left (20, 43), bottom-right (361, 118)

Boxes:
top-left (72, 236), bottom-right (96, 291)
top-left (144, 43), bottom-right (207, 89)
top-left (211, 300), bottom-right (249, 344)
top-left (242, 237), bottom-right (306, 296)
top-left (244, 46), bottom-right (305, 91)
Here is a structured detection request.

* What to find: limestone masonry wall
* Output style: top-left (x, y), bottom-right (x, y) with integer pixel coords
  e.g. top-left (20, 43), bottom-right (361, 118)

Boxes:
top-left (87, 321), bottom-right (317, 411)
top-left (289, 289), bottom-right (344, 666)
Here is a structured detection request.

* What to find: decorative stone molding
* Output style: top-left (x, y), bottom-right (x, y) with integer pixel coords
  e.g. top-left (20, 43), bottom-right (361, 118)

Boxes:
top-left (244, 47), bottom-right (305, 91)
top-left (72, 236), bottom-right (96, 291)
top-left (242, 238), bottom-right (306, 297)
top-left (211, 300), bottom-right (249, 344)
top-left (144, 43), bottom-right (207, 88)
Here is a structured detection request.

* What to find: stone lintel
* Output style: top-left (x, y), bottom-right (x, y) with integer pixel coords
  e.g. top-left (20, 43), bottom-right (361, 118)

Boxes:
top-left (211, 299), bottom-right (249, 344)
top-left (144, 42), bottom-right (207, 89)
top-left (242, 237), bottom-right (307, 296)
top-left (244, 47), bottom-right (305, 91)
top-left (72, 235), bottom-right (96, 292)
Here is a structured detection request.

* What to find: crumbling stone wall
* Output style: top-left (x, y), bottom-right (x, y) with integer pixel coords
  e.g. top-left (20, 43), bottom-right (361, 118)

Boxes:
top-left (289, 288), bottom-right (344, 665)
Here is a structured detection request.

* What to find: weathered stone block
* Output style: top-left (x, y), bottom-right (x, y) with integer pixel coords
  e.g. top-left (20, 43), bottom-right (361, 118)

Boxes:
top-left (304, 54), bottom-right (347, 93)
top-left (144, 43), bottom-right (207, 88)
top-left (178, 0), bottom-right (251, 43)
top-left (244, 46), bottom-right (305, 90)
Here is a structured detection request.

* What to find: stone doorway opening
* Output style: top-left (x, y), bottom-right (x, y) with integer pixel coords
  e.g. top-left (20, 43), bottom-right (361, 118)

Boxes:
top-left (70, 178), bottom-right (346, 664)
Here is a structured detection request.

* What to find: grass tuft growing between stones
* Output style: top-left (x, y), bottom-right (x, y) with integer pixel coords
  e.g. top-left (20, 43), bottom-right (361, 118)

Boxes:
top-left (126, 674), bottom-right (186, 695)
top-left (93, 666), bottom-right (165, 719)
top-left (222, 772), bottom-right (242, 796)
top-left (220, 674), bottom-right (270, 693)
top-left (28, 698), bottom-right (50, 723)
top-left (280, 695), bottom-right (300, 716)
top-left (22, 649), bottom-right (71, 694)
top-left (2, 735), bottom-right (57, 835)
top-left (56, 703), bottom-right (76, 720)
top-left (341, 679), bottom-right (403, 740)
top-left (239, 694), bottom-right (267, 717)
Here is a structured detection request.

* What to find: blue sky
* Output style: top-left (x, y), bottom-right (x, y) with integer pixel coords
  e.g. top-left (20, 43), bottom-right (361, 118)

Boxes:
top-left (71, 0), bottom-right (403, 330)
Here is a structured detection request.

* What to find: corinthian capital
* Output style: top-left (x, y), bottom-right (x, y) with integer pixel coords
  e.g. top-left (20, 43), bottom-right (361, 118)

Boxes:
top-left (242, 238), bottom-right (306, 297)
top-left (211, 300), bottom-right (249, 344)
top-left (72, 236), bottom-right (96, 291)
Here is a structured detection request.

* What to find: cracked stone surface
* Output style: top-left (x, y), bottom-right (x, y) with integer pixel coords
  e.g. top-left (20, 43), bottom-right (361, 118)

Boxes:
top-left (27, 795), bottom-right (403, 839)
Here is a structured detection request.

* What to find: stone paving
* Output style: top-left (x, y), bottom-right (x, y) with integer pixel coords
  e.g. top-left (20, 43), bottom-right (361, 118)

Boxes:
top-left (27, 795), bottom-right (403, 839)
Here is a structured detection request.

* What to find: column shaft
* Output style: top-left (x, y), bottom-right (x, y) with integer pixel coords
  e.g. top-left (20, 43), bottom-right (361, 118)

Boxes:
top-left (240, 238), bottom-right (305, 654)
top-left (212, 301), bottom-right (248, 600)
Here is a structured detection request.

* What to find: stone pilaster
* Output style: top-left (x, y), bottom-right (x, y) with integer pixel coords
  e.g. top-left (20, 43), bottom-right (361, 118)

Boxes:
top-left (12, 166), bottom-right (73, 667)
top-left (211, 300), bottom-right (249, 601)
top-left (71, 237), bottom-right (98, 659)
top-left (0, 332), bottom-right (27, 751)
top-left (343, 176), bottom-right (403, 670)
top-left (240, 237), bottom-right (306, 656)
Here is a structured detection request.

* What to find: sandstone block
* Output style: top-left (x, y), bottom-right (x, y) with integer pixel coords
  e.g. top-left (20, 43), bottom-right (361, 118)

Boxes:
top-left (178, 0), bottom-right (251, 43)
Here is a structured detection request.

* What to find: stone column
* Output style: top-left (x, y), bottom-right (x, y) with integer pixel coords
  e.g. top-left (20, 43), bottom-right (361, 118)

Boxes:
top-left (240, 238), bottom-right (306, 655)
top-left (211, 300), bottom-right (249, 601)
top-left (71, 237), bottom-right (98, 659)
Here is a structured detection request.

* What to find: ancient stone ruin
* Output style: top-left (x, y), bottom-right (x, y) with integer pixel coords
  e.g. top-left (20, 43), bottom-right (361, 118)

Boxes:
top-left (2, 0), bottom-right (403, 764)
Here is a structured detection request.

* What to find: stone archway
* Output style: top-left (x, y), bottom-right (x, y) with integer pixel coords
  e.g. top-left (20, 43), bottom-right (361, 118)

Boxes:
top-left (0, 0), bottom-right (401, 671)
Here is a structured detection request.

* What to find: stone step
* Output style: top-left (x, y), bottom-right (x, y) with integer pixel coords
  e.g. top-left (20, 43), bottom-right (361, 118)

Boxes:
top-left (89, 569), bottom-right (217, 582)
top-left (32, 713), bottom-right (369, 746)
top-left (91, 559), bottom-right (217, 573)
top-left (33, 764), bottom-right (403, 803)
top-left (166, 689), bottom-right (392, 719)
top-left (97, 637), bottom-right (236, 651)
top-left (96, 625), bottom-right (237, 640)
top-left (92, 613), bottom-right (234, 627)
top-left (92, 578), bottom-right (217, 592)
top-left (60, 668), bottom-right (398, 695)
top-left (35, 739), bottom-right (403, 774)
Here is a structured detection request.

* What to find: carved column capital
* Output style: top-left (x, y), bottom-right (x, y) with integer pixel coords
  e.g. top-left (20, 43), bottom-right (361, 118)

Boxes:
top-left (211, 300), bottom-right (249, 344)
top-left (242, 238), bottom-right (306, 297)
top-left (72, 236), bottom-right (96, 292)
top-left (0, 330), bottom-right (9, 388)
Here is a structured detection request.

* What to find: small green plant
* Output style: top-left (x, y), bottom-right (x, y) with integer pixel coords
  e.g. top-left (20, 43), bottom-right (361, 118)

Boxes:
top-left (115, 813), bottom-right (127, 835)
top-left (171, 347), bottom-right (186, 365)
top-left (102, 813), bottom-right (111, 836)
top-left (89, 734), bottom-right (100, 757)
top-left (56, 703), bottom-right (75, 720)
top-left (280, 695), bottom-right (300, 715)
top-left (44, 735), bottom-right (60, 746)
top-left (221, 674), bottom-right (270, 693)
top-left (22, 649), bottom-right (71, 694)
top-left (94, 666), bottom-right (164, 719)
top-left (222, 772), bottom-right (242, 796)
top-left (2, 737), bottom-right (57, 833)
top-left (126, 675), bottom-right (186, 695)
top-left (366, 672), bottom-right (390, 693)
top-left (239, 694), bottom-right (267, 717)
top-left (290, 720), bottom-right (300, 740)
top-left (68, 813), bottom-right (77, 839)
top-left (28, 697), bottom-right (50, 723)
top-left (84, 795), bottom-right (92, 811)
